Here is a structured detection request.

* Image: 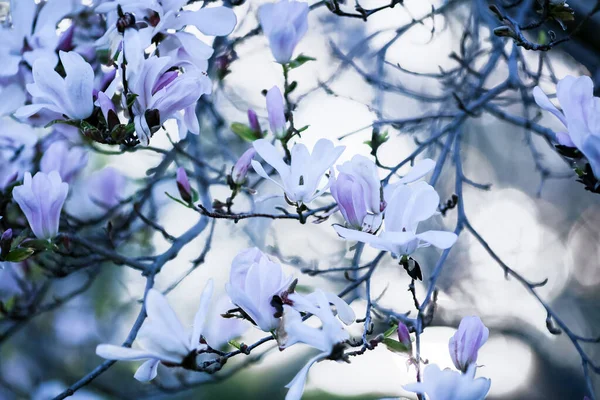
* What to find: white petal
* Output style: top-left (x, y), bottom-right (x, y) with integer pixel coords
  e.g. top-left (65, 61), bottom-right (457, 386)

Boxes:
top-left (398, 159), bottom-right (436, 184)
top-left (416, 230), bottom-right (457, 249)
top-left (285, 353), bottom-right (327, 400)
top-left (178, 7), bottom-right (237, 36)
top-left (145, 289), bottom-right (190, 351)
top-left (191, 279), bottom-right (214, 349)
top-left (253, 139), bottom-right (290, 180)
top-left (133, 359), bottom-right (160, 382)
top-left (533, 86), bottom-right (567, 127)
top-left (96, 344), bottom-right (155, 361)
top-left (322, 292), bottom-right (355, 325)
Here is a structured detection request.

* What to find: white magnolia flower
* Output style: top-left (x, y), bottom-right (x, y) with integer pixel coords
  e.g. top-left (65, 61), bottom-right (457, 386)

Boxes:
top-left (15, 51), bottom-right (95, 121)
top-left (258, 0), bottom-right (309, 64)
top-left (404, 364), bottom-right (491, 400)
top-left (334, 181), bottom-right (457, 257)
top-left (449, 316), bottom-right (489, 373)
top-left (225, 248), bottom-right (294, 332)
top-left (277, 290), bottom-right (355, 400)
top-left (533, 75), bottom-right (600, 177)
top-left (251, 139), bottom-right (346, 205)
top-left (96, 280), bottom-right (213, 382)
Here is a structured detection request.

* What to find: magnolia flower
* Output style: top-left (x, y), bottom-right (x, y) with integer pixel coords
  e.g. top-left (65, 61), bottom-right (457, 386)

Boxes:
top-left (96, 280), bottom-right (214, 382)
top-left (331, 155), bottom-right (384, 233)
top-left (96, 1), bottom-right (236, 72)
top-left (13, 171), bottom-right (69, 240)
top-left (15, 51), bottom-right (95, 122)
top-left (126, 56), bottom-right (211, 145)
top-left (40, 141), bottom-right (89, 183)
top-left (231, 148), bottom-right (257, 185)
top-left (259, 0), bottom-right (309, 64)
top-left (334, 181), bottom-right (457, 258)
top-left (226, 248), bottom-right (294, 332)
top-left (533, 76), bottom-right (600, 177)
top-left (251, 139), bottom-right (346, 205)
top-left (404, 364), bottom-right (491, 400)
top-left (449, 316), bottom-right (489, 373)
top-left (266, 86), bottom-right (287, 139)
top-left (0, 0), bottom-right (75, 78)
top-left (87, 167), bottom-right (126, 209)
top-left (278, 290), bottom-right (354, 400)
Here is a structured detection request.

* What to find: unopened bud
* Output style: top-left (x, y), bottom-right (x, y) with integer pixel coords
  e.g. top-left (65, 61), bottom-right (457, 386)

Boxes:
top-left (231, 148), bottom-right (256, 185)
top-left (397, 322), bottom-right (412, 351)
top-left (176, 167), bottom-right (193, 203)
top-left (247, 109), bottom-right (261, 134)
top-left (0, 229), bottom-right (13, 259)
top-left (116, 6), bottom-right (136, 34)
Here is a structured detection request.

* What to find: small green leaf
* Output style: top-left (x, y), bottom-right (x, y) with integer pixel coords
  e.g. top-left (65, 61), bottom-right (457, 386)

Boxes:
top-left (287, 54), bottom-right (316, 70)
top-left (383, 337), bottom-right (411, 355)
top-left (228, 340), bottom-right (241, 350)
top-left (21, 239), bottom-right (56, 252)
top-left (44, 119), bottom-right (80, 129)
top-left (285, 81), bottom-right (298, 94)
top-left (126, 93), bottom-right (139, 109)
top-left (296, 125), bottom-right (310, 134)
top-left (165, 192), bottom-right (193, 208)
top-left (383, 324), bottom-right (399, 338)
top-left (4, 248), bottom-right (35, 262)
top-left (231, 122), bottom-right (262, 142)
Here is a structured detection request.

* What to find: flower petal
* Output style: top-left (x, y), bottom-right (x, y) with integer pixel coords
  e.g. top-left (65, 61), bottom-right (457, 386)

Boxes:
top-left (191, 279), bottom-right (214, 349)
top-left (133, 359), bottom-right (160, 382)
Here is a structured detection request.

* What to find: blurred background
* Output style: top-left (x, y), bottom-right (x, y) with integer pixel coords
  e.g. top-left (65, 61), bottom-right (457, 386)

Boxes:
top-left (1, 0), bottom-right (599, 399)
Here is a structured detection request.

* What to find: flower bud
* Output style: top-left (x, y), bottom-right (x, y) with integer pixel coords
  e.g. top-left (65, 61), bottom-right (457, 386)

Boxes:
top-left (397, 322), bottom-right (412, 351)
top-left (231, 148), bottom-right (256, 185)
top-left (176, 167), bottom-right (193, 203)
top-left (330, 173), bottom-right (368, 230)
top-left (449, 315), bottom-right (489, 372)
top-left (259, 0), bottom-right (309, 64)
top-left (247, 109), bottom-right (261, 134)
top-left (0, 229), bottom-right (13, 259)
top-left (266, 86), bottom-right (286, 139)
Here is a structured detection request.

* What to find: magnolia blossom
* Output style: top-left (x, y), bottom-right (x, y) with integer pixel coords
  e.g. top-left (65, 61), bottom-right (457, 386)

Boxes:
top-left (449, 316), bottom-right (489, 373)
top-left (266, 86), bottom-right (287, 139)
top-left (15, 51), bottom-right (95, 121)
top-left (96, 1), bottom-right (236, 72)
top-left (126, 56), bottom-right (211, 145)
top-left (334, 181), bottom-right (457, 258)
top-left (87, 167), bottom-right (126, 209)
top-left (251, 139), bottom-right (346, 205)
top-left (533, 75), bottom-right (600, 177)
top-left (40, 141), bottom-right (89, 183)
top-left (259, 0), bottom-right (309, 64)
top-left (226, 248), bottom-right (294, 332)
top-left (331, 155), bottom-right (383, 233)
top-left (0, 0), bottom-right (75, 78)
top-left (278, 290), bottom-right (354, 400)
top-left (13, 172), bottom-right (69, 240)
top-left (231, 148), bottom-right (257, 185)
top-left (96, 280), bottom-right (214, 382)
top-left (404, 364), bottom-right (491, 400)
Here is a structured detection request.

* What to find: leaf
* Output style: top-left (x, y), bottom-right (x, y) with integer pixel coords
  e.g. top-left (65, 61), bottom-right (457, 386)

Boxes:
top-left (44, 119), bottom-right (80, 129)
top-left (383, 324), bottom-right (399, 338)
top-left (4, 248), bottom-right (35, 262)
top-left (126, 93), bottom-right (138, 109)
top-left (21, 239), bottom-right (56, 251)
top-left (228, 340), bottom-right (242, 350)
top-left (296, 125), bottom-right (310, 134)
top-left (231, 122), bottom-right (262, 142)
top-left (383, 337), bottom-right (411, 355)
top-left (285, 81), bottom-right (298, 95)
top-left (165, 191), bottom-right (193, 208)
top-left (287, 54), bottom-right (316, 70)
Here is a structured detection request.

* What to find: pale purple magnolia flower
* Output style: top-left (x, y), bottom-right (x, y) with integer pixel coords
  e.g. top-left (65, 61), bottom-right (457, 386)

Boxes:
top-left (259, 0), bottom-right (309, 64)
top-left (334, 181), bottom-right (457, 258)
top-left (449, 316), bottom-right (489, 373)
top-left (534, 75), bottom-right (600, 177)
top-left (13, 171), bottom-right (69, 240)
top-left (404, 364), bottom-right (491, 400)
top-left (251, 139), bottom-right (346, 205)
top-left (266, 86), bottom-right (287, 139)
top-left (96, 1), bottom-right (236, 72)
top-left (15, 51), bottom-right (95, 121)
top-left (126, 56), bottom-right (211, 145)
top-left (96, 280), bottom-right (214, 382)
top-left (0, 0), bottom-right (76, 78)
top-left (40, 141), bottom-right (89, 183)
top-left (87, 167), bottom-right (126, 209)
top-left (225, 248), bottom-right (294, 332)
top-left (176, 167), bottom-right (192, 203)
top-left (278, 290), bottom-right (354, 400)
top-left (331, 155), bottom-right (383, 233)
top-left (231, 148), bottom-right (257, 185)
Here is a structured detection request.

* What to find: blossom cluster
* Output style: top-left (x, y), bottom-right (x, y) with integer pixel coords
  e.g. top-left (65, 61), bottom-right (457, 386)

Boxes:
top-left (2, 0), bottom-right (594, 399)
